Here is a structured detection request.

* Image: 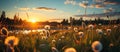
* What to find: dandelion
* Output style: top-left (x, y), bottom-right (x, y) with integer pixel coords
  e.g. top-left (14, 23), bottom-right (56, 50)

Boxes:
top-left (114, 25), bottom-right (118, 28)
top-left (5, 36), bottom-right (19, 46)
top-left (58, 39), bottom-right (61, 41)
top-left (51, 47), bottom-right (59, 52)
top-left (61, 36), bottom-right (65, 39)
top-left (78, 32), bottom-right (84, 39)
top-left (91, 41), bottom-right (103, 52)
top-left (32, 30), bottom-right (36, 32)
top-left (96, 29), bottom-right (103, 35)
top-left (88, 24), bottom-right (94, 29)
top-left (106, 29), bottom-right (111, 33)
top-left (64, 47), bottom-right (76, 52)
top-left (52, 39), bottom-right (56, 43)
top-left (104, 33), bottom-right (107, 35)
top-left (98, 23), bottom-right (102, 26)
top-left (41, 36), bottom-right (47, 39)
top-left (44, 25), bottom-right (50, 30)
top-left (23, 30), bottom-right (31, 34)
top-left (109, 43), bottom-right (114, 47)
top-left (68, 27), bottom-right (72, 30)
top-left (74, 27), bottom-right (78, 32)
top-left (1, 27), bottom-right (9, 36)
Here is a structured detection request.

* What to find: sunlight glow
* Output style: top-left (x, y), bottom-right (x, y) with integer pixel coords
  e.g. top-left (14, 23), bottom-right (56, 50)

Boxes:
top-left (29, 19), bottom-right (37, 23)
top-left (31, 19), bottom-right (36, 23)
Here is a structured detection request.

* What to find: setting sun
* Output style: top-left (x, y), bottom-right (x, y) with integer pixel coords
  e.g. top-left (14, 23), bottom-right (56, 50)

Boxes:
top-left (28, 19), bottom-right (37, 23)
top-left (31, 19), bottom-right (36, 23)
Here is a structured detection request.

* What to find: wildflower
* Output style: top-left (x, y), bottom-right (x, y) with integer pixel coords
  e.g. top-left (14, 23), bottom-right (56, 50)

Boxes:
top-left (78, 32), bottom-right (84, 39)
top-left (96, 29), bottom-right (103, 35)
top-left (68, 27), bottom-right (72, 30)
top-left (98, 23), bottom-right (102, 26)
top-left (64, 47), bottom-right (76, 52)
top-left (51, 47), bottom-right (59, 52)
top-left (58, 39), bottom-right (61, 41)
top-left (32, 30), bottom-right (36, 32)
top-left (74, 27), bottom-right (78, 32)
top-left (88, 24), bottom-right (94, 29)
top-left (106, 29), bottom-right (111, 33)
top-left (1, 27), bottom-right (9, 36)
top-left (109, 43), bottom-right (114, 47)
top-left (5, 36), bottom-right (19, 46)
top-left (44, 25), bottom-right (50, 30)
top-left (104, 33), bottom-right (107, 35)
top-left (23, 30), bottom-right (31, 34)
top-left (52, 39), bottom-right (56, 43)
top-left (114, 25), bottom-right (118, 28)
top-left (91, 41), bottom-right (103, 52)
top-left (61, 36), bottom-right (65, 39)
top-left (41, 36), bottom-right (47, 39)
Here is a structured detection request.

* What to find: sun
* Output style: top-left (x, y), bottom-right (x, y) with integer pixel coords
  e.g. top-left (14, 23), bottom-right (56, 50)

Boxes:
top-left (29, 19), bottom-right (37, 23)
top-left (31, 19), bottom-right (36, 23)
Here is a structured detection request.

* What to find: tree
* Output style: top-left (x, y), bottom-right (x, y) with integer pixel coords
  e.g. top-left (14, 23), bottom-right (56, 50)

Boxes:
top-left (0, 11), bottom-right (6, 18)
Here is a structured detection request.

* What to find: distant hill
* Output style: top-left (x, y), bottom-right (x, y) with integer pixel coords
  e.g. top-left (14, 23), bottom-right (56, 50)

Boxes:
top-left (74, 12), bottom-right (120, 17)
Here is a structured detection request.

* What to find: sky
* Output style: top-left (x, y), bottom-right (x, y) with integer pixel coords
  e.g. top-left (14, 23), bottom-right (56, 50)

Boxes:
top-left (0, 0), bottom-right (120, 22)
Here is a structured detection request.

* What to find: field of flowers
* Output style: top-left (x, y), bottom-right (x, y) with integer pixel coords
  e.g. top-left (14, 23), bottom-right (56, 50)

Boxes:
top-left (0, 24), bottom-right (120, 52)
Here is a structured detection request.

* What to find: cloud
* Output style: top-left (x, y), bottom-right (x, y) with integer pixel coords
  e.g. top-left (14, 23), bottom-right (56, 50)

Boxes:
top-left (64, 0), bottom-right (76, 5)
top-left (104, 8), bottom-right (114, 13)
top-left (79, 1), bottom-right (88, 8)
top-left (104, 0), bottom-right (120, 5)
top-left (89, 3), bottom-right (105, 8)
top-left (18, 7), bottom-right (30, 11)
top-left (93, 0), bottom-right (105, 3)
top-left (77, 10), bottom-right (80, 13)
top-left (49, 19), bottom-right (63, 22)
top-left (36, 7), bottom-right (56, 10)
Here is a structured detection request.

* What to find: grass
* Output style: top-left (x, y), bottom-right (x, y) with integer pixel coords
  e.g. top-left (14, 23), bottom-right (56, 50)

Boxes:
top-left (0, 24), bottom-right (120, 52)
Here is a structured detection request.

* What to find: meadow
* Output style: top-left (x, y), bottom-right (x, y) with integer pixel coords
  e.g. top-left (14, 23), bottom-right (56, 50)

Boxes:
top-left (0, 24), bottom-right (120, 52)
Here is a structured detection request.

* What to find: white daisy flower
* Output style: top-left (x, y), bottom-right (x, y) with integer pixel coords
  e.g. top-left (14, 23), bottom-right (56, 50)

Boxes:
top-left (91, 41), bottom-right (103, 52)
